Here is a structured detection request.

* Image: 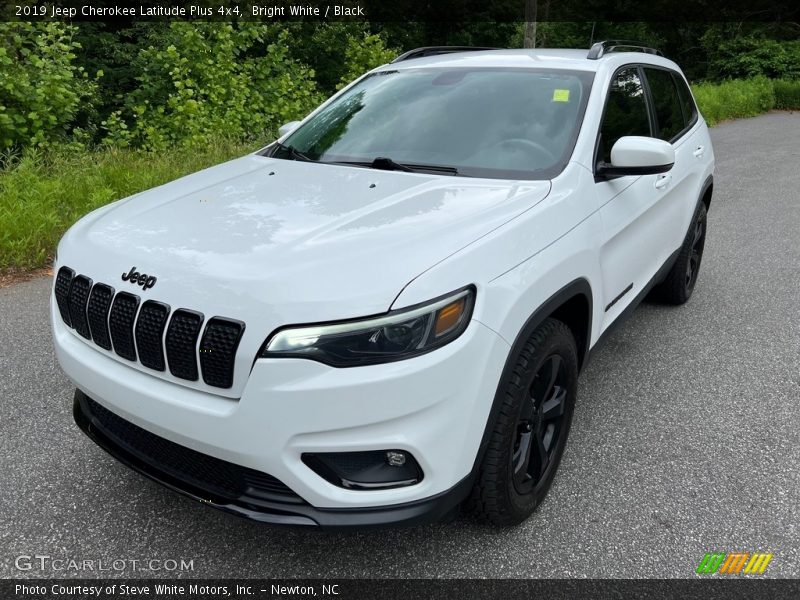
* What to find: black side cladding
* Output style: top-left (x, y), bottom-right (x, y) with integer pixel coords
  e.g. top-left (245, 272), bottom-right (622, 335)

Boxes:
top-left (199, 317), bottom-right (245, 389)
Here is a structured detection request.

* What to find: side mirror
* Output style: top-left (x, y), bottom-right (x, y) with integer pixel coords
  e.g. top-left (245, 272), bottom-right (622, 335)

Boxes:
top-left (597, 136), bottom-right (675, 178)
top-left (278, 121), bottom-right (301, 138)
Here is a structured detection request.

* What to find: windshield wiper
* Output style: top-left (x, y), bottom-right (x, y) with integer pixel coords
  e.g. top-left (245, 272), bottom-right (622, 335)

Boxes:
top-left (371, 156), bottom-right (414, 172)
top-left (333, 157), bottom-right (460, 176)
top-left (271, 141), bottom-right (316, 162)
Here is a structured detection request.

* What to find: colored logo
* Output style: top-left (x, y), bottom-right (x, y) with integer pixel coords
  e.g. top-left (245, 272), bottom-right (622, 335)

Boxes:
top-left (696, 552), bottom-right (773, 575)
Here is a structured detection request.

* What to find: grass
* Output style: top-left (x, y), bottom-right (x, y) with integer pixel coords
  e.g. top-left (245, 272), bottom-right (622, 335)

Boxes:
top-left (773, 79), bottom-right (800, 110)
top-left (0, 139), bottom-right (255, 272)
top-left (691, 77), bottom-right (800, 126)
top-left (691, 77), bottom-right (776, 126)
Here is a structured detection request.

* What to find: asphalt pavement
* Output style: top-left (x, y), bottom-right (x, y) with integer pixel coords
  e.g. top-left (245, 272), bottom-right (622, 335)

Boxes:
top-left (1, 112), bottom-right (798, 579)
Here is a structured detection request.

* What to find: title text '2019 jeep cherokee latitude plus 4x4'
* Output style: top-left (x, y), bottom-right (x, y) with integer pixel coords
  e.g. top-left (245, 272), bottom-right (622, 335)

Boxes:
top-left (53, 43), bottom-right (714, 527)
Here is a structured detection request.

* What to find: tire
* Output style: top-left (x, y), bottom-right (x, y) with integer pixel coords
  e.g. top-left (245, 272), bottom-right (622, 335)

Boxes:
top-left (468, 318), bottom-right (578, 526)
top-left (652, 201), bottom-right (708, 305)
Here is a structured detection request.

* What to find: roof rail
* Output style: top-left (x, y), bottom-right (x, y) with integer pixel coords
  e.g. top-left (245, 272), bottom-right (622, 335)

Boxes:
top-left (391, 46), bottom-right (499, 64)
top-left (587, 40), bottom-right (663, 60)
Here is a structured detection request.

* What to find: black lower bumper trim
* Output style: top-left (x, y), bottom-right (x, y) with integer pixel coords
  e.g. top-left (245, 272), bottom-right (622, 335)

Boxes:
top-left (73, 390), bottom-right (472, 528)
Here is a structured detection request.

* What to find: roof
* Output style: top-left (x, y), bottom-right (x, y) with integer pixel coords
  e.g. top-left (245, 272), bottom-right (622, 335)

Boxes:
top-left (374, 48), bottom-right (679, 74)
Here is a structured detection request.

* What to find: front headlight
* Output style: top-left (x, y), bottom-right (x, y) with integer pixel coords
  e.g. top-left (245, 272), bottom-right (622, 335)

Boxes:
top-left (260, 286), bottom-right (475, 367)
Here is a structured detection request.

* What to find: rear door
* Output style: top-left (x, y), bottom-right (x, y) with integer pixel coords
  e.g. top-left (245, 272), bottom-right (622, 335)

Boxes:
top-left (641, 66), bottom-right (705, 252)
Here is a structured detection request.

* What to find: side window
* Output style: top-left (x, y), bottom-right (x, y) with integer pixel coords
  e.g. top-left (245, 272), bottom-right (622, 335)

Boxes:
top-left (672, 72), bottom-right (698, 128)
top-left (644, 67), bottom-right (685, 141)
top-left (598, 68), bottom-right (651, 164)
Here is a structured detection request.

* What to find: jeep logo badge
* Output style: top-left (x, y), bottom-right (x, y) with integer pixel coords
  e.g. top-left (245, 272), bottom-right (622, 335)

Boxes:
top-left (121, 266), bottom-right (157, 290)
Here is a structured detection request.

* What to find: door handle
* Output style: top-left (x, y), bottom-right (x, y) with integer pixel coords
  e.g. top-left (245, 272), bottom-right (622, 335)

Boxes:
top-left (693, 145), bottom-right (706, 158)
top-left (654, 173), bottom-right (672, 190)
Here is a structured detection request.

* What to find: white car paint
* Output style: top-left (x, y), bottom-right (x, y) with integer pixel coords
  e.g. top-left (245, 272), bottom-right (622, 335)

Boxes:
top-left (52, 48), bottom-right (715, 518)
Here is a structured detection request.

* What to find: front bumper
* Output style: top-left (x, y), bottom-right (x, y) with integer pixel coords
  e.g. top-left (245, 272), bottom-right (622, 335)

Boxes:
top-left (73, 390), bottom-right (471, 527)
top-left (54, 297), bottom-right (510, 525)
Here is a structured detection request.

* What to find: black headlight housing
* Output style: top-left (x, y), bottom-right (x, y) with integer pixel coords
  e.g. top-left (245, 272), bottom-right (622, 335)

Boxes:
top-left (259, 286), bottom-right (475, 367)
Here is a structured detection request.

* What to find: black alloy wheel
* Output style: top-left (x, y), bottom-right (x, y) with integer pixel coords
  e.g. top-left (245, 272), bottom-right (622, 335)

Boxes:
top-left (468, 318), bottom-right (578, 526)
top-left (511, 355), bottom-right (568, 495)
top-left (685, 212), bottom-right (706, 294)
top-left (651, 200), bottom-right (708, 305)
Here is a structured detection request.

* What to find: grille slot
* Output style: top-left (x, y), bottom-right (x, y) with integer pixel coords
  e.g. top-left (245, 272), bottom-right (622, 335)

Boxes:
top-left (54, 267), bottom-right (75, 327)
top-left (109, 292), bottom-right (140, 361)
top-left (135, 301), bottom-right (171, 371)
top-left (165, 309), bottom-right (204, 381)
top-left (199, 318), bottom-right (245, 389)
top-left (87, 284), bottom-right (114, 350)
top-left (68, 275), bottom-right (93, 339)
top-left (84, 396), bottom-right (302, 503)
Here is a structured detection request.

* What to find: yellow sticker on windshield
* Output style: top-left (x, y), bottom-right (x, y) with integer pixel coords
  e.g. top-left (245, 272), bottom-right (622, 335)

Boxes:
top-left (552, 89), bottom-right (570, 102)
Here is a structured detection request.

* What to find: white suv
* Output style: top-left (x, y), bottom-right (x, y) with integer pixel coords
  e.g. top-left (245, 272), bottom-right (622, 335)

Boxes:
top-left (52, 42), bottom-right (714, 527)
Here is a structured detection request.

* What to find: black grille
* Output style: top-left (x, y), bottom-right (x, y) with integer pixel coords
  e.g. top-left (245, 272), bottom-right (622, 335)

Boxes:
top-left (200, 318), bottom-right (245, 389)
top-left (109, 292), bottom-right (140, 361)
top-left (56, 266), bottom-right (246, 389)
top-left (135, 301), bottom-right (170, 371)
top-left (54, 267), bottom-right (74, 326)
top-left (68, 275), bottom-right (93, 339)
top-left (165, 309), bottom-right (203, 381)
top-left (87, 284), bottom-right (114, 350)
top-left (84, 396), bottom-right (302, 504)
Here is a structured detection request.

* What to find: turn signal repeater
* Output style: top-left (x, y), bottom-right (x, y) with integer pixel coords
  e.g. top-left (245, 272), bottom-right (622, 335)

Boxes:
top-left (261, 286), bottom-right (475, 367)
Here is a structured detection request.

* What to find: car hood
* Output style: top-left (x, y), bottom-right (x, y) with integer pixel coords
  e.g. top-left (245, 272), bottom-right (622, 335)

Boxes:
top-left (57, 154), bottom-right (550, 397)
top-left (62, 154), bottom-right (551, 320)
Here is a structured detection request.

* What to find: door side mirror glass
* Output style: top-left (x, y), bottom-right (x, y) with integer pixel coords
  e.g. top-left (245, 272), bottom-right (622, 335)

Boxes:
top-left (597, 136), bottom-right (675, 178)
top-left (278, 121), bottom-right (301, 138)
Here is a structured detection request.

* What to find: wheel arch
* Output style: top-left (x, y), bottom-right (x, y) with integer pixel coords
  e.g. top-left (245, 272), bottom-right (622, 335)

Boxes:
top-left (469, 278), bottom-right (593, 478)
top-left (700, 174), bottom-right (713, 210)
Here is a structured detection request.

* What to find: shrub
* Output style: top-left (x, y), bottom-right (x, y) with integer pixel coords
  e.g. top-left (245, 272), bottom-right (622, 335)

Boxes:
top-left (708, 37), bottom-right (800, 80)
top-left (773, 79), bottom-right (800, 110)
top-left (691, 77), bottom-right (776, 126)
top-left (104, 23), bottom-right (322, 149)
top-left (337, 32), bottom-right (398, 89)
top-left (0, 22), bottom-right (97, 150)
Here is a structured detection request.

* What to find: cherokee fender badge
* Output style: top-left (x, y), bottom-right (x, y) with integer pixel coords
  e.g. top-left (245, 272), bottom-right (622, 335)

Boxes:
top-left (121, 266), bottom-right (157, 290)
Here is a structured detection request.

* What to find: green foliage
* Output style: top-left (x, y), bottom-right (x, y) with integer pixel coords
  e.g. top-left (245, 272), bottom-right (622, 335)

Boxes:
top-left (705, 36), bottom-right (800, 80)
top-left (773, 79), bottom-right (800, 110)
top-left (0, 22), bottom-right (98, 149)
top-left (0, 138), bottom-right (253, 270)
top-left (283, 23), bottom-right (397, 95)
top-left (691, 77), bottom-right (775, 127)
top-left (104, 23), bottom-right (322, 149)
top-left (72, 23), bottom-right (164, 123)
top-left (337, 32), bottom-right (397, 89)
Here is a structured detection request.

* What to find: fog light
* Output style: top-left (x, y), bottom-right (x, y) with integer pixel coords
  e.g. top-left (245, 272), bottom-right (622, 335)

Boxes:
top-left (386, 451), bottom-right (406, 467)
top-left (302, 450), bottom-right (422, 490)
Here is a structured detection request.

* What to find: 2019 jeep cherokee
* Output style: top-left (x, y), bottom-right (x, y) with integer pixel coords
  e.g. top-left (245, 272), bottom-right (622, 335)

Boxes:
top-left (52, 43), bottom-right (715, 527)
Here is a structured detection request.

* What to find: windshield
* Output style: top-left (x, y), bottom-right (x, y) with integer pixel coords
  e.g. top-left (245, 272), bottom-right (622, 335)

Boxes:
top-left (278, 67), bottom-right (594, 180)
